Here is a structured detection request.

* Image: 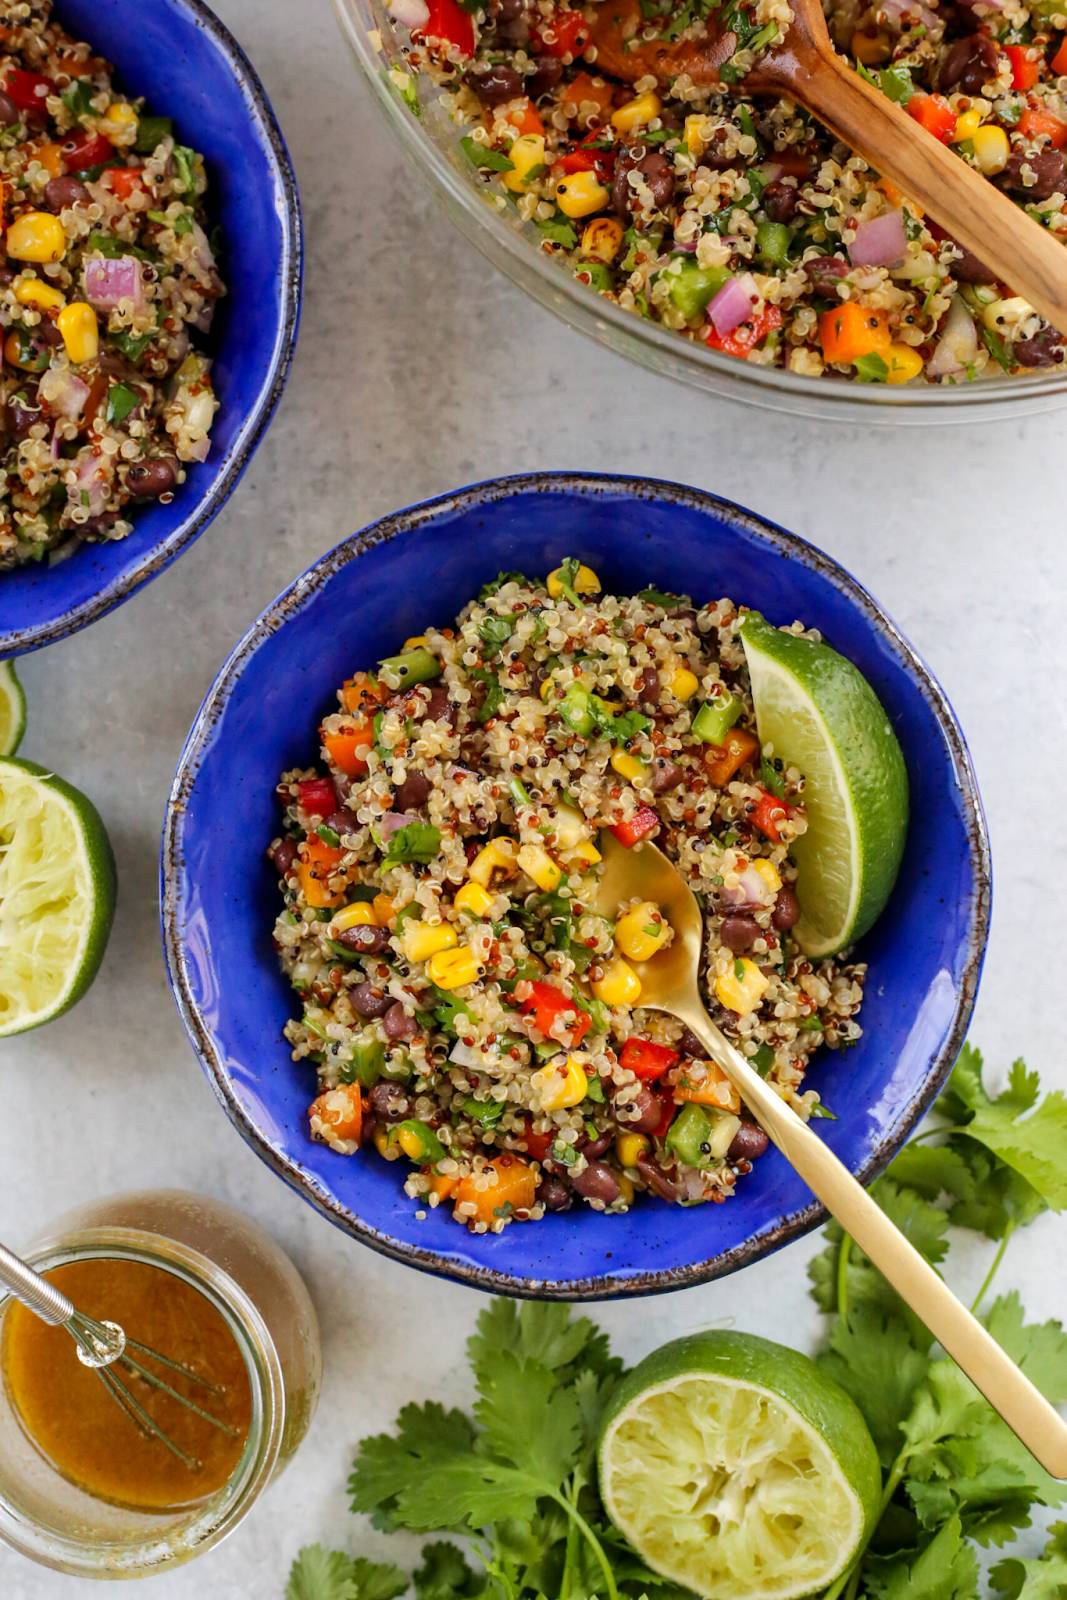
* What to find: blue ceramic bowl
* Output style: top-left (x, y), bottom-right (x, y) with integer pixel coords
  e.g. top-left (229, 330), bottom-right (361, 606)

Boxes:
top-left (162, 473), bottom-right (991, 1299)
top-left (0, 0), bottom-right (301, 657)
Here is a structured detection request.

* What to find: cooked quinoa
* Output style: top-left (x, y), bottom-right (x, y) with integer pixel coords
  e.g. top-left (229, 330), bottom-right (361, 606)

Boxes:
top-left (267, 563), bottom-right (867, 1232)
top-left (0, 0), bottom-right (224, 570)
top-left (387, 0), bottom-right (1067, 383)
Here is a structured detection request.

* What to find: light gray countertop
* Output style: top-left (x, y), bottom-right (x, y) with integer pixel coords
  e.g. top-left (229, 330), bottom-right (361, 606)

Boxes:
top-left (2, 0), bottom-right (1065, 1592)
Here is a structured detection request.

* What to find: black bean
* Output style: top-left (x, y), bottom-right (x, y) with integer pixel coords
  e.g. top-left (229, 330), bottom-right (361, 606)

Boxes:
top-left (383, 1001), bottom-right (417, 1040)
top-left (579, 1131), bottom-right (612, 1159)
top-left (8, 390), bottom-right (40, 439)
top-left (728, 1121), bottom-right (770, 1163)
top-left (393, 771), bottom-right (430, 811)
top-left (325, 809), bottom-right (359, 837)
top-left (43, 175), bottom-right (89, 212)
top-left (539, 1174), bottom-right (573, 1211)
top-left (636, 1151), bottom-right (683, 1202)
top-left (651, 756), bottom-right (683, 794)
top-left (337, 923), bottom-right (388, 955)
top-left (351, 982), bottom-right (392, 1019)
top-left (0, 91), bottom-right (18, 127)
top-left (1003, 146), bottom-right (1067, 201)
top-left (939, 34), bottom-right (998, 94)
top-left (422, 684), bottom-right (454, 723)
top-left (466, 64), bottom-right (523, 106)
top-left (621, 1086), bottom-right (664, 1135)
top-left (493, 0), bottom-right (524, 21)
top-left (572, 1160), bottom-right (622, 1204)
top-left (267, 838), bottom-right (297, 876)
top-left (1014, 327), bottom-right (1065, 366)
top-left (721, 912), bottom-right (760, 953)
top-left (677, 1027), bottom-right (705, 1058)
top-left (947, 241), bottom-right (997, 284)
top-left (526, 54), bottom-right (563, 99)
top-left (772, 885), bottom-right (801, 931)
top-left (127, 457), bottom-right (180, 498)
top-left (369, 1081), bottom-right (410, 1123)
top-left (637, 666), bottom-right (660, 706)
top-left (635, 151), bottom-right (674, 211)
top-left (763, 179), bottom-right (798, 223)
top-left (803, 255), bottom-right (850, 295)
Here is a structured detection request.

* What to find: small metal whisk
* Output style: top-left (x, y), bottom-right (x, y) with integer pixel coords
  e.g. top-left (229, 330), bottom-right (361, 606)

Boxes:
top-left (0, 1238), bottom-right (240, 1471)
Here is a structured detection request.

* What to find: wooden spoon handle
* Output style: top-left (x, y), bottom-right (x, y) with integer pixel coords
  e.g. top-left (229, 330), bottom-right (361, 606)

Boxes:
top-left (681, 1007), bottom-right (1067, 1479)
top-left (781, 47), bottom-right (1067, 335)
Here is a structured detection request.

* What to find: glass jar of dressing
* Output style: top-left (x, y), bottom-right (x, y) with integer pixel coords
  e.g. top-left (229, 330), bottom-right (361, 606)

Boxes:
top-left (0, 1190), bottom-right (321, 1578)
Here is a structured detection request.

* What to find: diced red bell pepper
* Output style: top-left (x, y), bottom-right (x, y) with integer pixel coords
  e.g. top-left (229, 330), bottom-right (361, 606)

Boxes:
top-left (5, 69), bottom-right (52, 116)
top-left (611, 806), bottom-right (661, 847)
top-left (1004, 44), bottom-right (1039, 91)
top-left (620, 1037), bottom-right (680, 1081)
top-left (652, 1095), bottom-right (676, 1141)
top-left (61, 131), bottom-right (113, 171)
top-left (557, 149), bottom-right (599, 174)
top-left (535, 9), bottom-right (589, 58)
top-left (557, 136), bottom-right (614, 180)
top-left (774, 146), bottom-right (817, 178)
top-left (1019, 106), bottom-right (1067, 148)
top-left (1052, 36), bottom-right (1067, 75)
top-left (906, 93), bottom-right (956, 142)
top-left (298, 776), bottom-right (338, 818)
top-left (522, 1121), bottom-right (554, 1162)
top-left (419, 0), bottom-right (475, 55)
top-left (519, 980), bottom-right (591, 1046)
top-left (751, 787), bottom-right (793, 842)
top-left (105, 166), bottom-right (147, 200)
top-left (705, 305), bottom-right (783, 359)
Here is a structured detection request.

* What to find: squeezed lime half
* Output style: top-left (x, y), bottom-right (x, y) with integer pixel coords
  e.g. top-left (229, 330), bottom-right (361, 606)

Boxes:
top-left (0, 757), bottom-right (116, 1037)
top-left (598, 1330), bottom-right (881, 1600)
top-left (739, 612), bottom-right (909, 958)
top-left (0, 662), bottom-right (26, 757)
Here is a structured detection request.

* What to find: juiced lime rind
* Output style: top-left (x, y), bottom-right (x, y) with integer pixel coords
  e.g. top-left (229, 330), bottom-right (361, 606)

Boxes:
top-left (0, 756), bottom-right (117, 1038)
top-left (598, 1330), bottom-right (882, 1600)
top-left (739, 613), bottom-right (909, 958)
top-left (0, 661), bottom-right (26, 757)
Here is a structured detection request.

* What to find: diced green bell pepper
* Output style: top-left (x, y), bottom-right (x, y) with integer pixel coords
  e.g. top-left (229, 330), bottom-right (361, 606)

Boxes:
top-left (665, 1103), bottom-right (715, 1167)
top-left (378, 647), bottom-right (441, 687)
top-left (341, 1038), bottom-right (385, 1087)
top-left (557, 683), bottom-right (596, 736)
top-left (668, 261), bottom-right (730, 322)
top-left (393, 1119), bottom-right (445, 1162)
top-left (575, 261), bottom-right (614, 291)
top-left (692, 693), bottom-right (743, 745)
top-left (756, 220), bottom-right (794, 268)
top-left (463, 1096), bottom-right (505, 1126)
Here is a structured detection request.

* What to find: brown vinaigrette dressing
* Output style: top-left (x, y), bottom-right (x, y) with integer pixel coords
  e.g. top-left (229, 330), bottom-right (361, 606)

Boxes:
top-left (2, 1257), bottom-right (252, 1512)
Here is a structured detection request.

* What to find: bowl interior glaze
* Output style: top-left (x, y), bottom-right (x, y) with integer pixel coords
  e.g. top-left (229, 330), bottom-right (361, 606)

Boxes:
top-left (163, 474), bottom-right (990, 1299)
top-left (0, 0), bottom-right (301, 656)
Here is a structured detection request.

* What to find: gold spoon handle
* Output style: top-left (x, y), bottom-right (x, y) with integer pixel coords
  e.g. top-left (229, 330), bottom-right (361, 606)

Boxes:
top-left (781, 46), bottom-right (1067, 337)
top-left (681, 1008), bottom-right (1067, 1479)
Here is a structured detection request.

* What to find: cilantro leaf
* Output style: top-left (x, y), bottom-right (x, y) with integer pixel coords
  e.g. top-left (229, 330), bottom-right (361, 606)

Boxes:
top-left (380, 822), bottom-right (441, 868)
top-left (864, 1516), bottom-right (979, 1600)
top-left (537, 216), bottom-right (578, 248)
top-left (473, 1349), bottom-right (582, 1488)
top-left (285, 1547), bottom-right (407, 1600)
top-left (460, 136), bottom-right (514, 172)
top-left (413, 1540), bottom-right (485, 1598)
top-left (983, 1291), bottom-right (1067, 1403)
top-left (478, 570), bottom-right (525, 599)
top-left (816, 1305), bottom-right (929, 1465)
top-left (469, 666), bottom-right (504, 723)
top-left (468, 1299), bottom-right (616, 1381)
top-left (940, 1047), bottom-right (1067, 1211)
top-left (991, 1521), bottom-right (1067, 1600)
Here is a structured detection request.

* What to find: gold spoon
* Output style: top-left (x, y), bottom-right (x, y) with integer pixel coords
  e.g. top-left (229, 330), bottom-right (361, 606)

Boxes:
top-left (586, 0), bottom-right (1067, 336)
top-left (593, 830), bottom-right (1067, 1478)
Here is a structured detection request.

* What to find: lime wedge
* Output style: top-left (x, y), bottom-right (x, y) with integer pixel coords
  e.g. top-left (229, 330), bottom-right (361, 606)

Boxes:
top-left (0, 757), bottom-right (116, 1037)
top-left (0, 662), bottom-right (26, 756)
top-left (739, 612), bottom-right (909, 958)
top-left (598, 1330), bottom-right (881, 1600)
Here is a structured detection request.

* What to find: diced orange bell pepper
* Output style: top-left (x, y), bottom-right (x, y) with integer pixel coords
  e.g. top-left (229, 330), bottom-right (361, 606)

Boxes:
top-left (521, 1121), bottom-right (554, 1163)
top-left (309, 1083), bottom-right (363, 1145)
top-left (819, 303), bottom-right (892, 365)
top-left (1018, 106), bottom-right (1067, 148)
top-left (341, 672), bottom-right (385, 715)
top-left (751, 787), bottom-right (794, 842)
top-left (674, 1062), bottom-right (742, 1113)
top-left (454, 1155), bottom-right (537, 1225)
top-left (298, 833), bottom-right (346, 908)
top-left (322, 720), bottom-right (374, 777)
top-left (36, 142), bottom-right (63, 178)
top-left (505, 98), bottom-right (545, 138)
top-left (372, 893), bottom-right (397, 927)
top-left (704, 727), bottom-right (760, 786)
top-left (1004, 45), bottom-right (1039, 90)
top-left (426, 1170), bottom-right (459, 1202)
top-left (105, 167), bottom-right (147, 201)
top-left (1052, 36), bottom-right (1067, 75)
top-left (906, 93), bottom-right (957, 142)
top-left (560, 71), bottom-right (616, 124)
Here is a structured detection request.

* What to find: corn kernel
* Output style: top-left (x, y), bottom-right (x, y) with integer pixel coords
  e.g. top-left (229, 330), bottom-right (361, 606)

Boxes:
top-left (616, 901), bottom-right (670, 962)
top-left (401, 921), bottom-right (458, 963)
top-left (616, 1131), bottom-right (650, 1168)
top-left (14, 276), bottom-right (64, 311)
top-left (517, 843), bottom-right (563, 892)
top-left (581, 216), bottom-right (624, 263)
top-left (669, 666), bottom-right (699, 701)
top-left (104, 101), bottom-right (138, 132)
top-left (983, 295), bottom-right (1034, 332)
top-left (551, 805), bottom-right (588, 850)
top-left (503, 133), bottom-right (546, 194)
top-left (952, 108), bottom-right (982, 144)
top-left (570, 839), bottom-right (602, 865)
top-left (427, 945), bottom-right (483, 990)
top-left (539, 675), bottom-right (557, 702)
top-left (616, 1173), bottom-right (635, 1206)
top-left (373, 893), bottom-right (396, 927)
top-left (715, 957), bottom-right (769, 1016)
top-left (403, 635), bottom-right (430, 650)
top-left (555, 169), bottom-right (610, 218)
top-left (374, 1126), bottom-right (392, 1159)
top-left (751, 858), bottom-right (782, 896)
top-left (57, 300), bottom-right (98, 364)
top-left (455, 881), bottom-right (494, 918)
top-left (971, 124), bottom-right (1009, 175)
top-left (611, 90), bottom-right (662, 133)
top-left (7, 211), bottom-right (67, 263)
top-left (886, 343), bottom-right (924, 384)
top-left (684, 114), bottom-right (707, 158)
top-left (531, 1053), bottom-right (589, 1111)
top-left (547, 563), bottom-right (600, 597)
top-left (396, 1125), bottom-right (425, 1160)
top-left (332, 901), bottom-right (378, 931)
top-left (469, 836), bottom-right (518, 886)
top-left (593, 956), bottom-right (643, 1006)
top-left (610, 749), bottom-right (646, 784)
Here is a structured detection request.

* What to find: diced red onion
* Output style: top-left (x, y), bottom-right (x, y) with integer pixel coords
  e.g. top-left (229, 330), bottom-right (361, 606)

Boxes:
top-left (673, 237), bottom-right (699, 254)
top-left (848, 209), bottom-right (907, 268)
top-left (389, 0), bottom-right (430, 25)
top-left (185, 434), bottom-right (211, 463)
top-left (708, 272), bottom-right (758, 336)
top-left (69, 450), bottom-right (108, 516)
top-left (449, 1041), bottom-right (482, 1069)
top-left (378, 810), bottom-right (419, 841)
top-left (48, 370), bottom-right (90, 420)
top-left (928, 295), bottom-right (978, 377)
top-left (880, 0), bottom-right (943, 30)
top-left (722, 862), bottom-right (776, 907)
top-left (84, 255), bottom-right (146, 314)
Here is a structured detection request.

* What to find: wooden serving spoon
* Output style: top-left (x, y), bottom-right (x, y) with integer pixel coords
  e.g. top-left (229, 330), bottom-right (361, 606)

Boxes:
top-left (587, 0), bottom-right (1067, 335)
top-left (592, 831), bottom-right (1067, 1479)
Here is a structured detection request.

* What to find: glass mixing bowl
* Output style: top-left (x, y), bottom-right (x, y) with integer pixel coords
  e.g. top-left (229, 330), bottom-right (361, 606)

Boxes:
top-left (333, 0), bottom-right (1067, 423)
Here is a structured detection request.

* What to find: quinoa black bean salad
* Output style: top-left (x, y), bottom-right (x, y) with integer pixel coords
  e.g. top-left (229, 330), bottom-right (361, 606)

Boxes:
top-left (0, 0), bottom-right (224, 571)
top-left (267, 564), bottom-right (868, 1233)
top-left (384, 0), bottom-right (1067, 383)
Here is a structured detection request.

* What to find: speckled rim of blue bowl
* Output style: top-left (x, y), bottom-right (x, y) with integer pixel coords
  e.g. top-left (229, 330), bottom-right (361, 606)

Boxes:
top-left (1, 0), bottom-right (302, 658)
top-left (162, 471), bottom-right (992, 1300)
